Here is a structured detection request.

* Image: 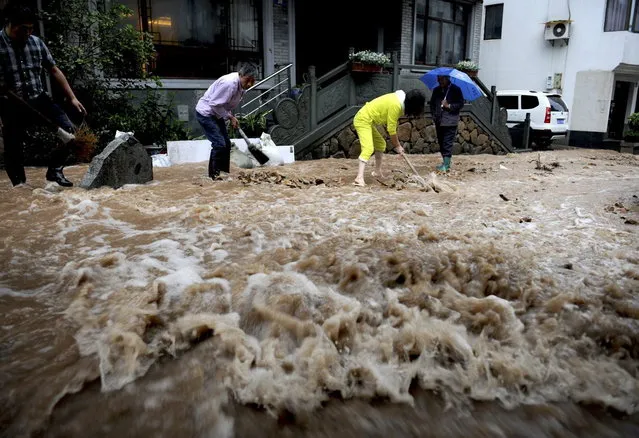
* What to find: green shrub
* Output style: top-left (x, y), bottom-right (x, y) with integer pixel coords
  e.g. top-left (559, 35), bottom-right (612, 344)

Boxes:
top-left (22, 0), bottom-right (192, 164)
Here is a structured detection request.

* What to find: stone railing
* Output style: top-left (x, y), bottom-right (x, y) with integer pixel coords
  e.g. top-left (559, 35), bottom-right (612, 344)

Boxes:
top-left (267, 53), bottom-right (513, 159)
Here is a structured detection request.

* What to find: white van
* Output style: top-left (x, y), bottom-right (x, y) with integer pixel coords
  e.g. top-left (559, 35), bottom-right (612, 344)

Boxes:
top-left (496, 90), bottom-right (570, 147)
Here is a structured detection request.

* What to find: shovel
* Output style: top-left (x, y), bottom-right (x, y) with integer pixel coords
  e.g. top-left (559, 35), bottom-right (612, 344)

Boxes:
top-left (400, 152), bottom-right (429, 189)
top-left (5, 90), bottom-right (75, 144)
top-left (237, 126), bottom-right (270, 165)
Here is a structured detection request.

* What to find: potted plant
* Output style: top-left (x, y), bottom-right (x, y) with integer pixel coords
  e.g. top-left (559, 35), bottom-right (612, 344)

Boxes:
top-left (229, 109), bottom-right (272, 139)
top-left (621, 112), bottom-right (639, 154)
top-left (455, 60), bottom-right (480, 77)
top-left (349, 50), bottom-right (391, 73)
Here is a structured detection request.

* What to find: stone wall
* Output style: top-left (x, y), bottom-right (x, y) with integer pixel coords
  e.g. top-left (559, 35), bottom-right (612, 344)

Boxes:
top-left (304, 115), bottom-right (505, 160)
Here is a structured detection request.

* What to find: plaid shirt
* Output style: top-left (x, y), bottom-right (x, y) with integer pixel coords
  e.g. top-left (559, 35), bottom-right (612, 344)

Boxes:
top-left (0, 30), bottom-right (55, 100)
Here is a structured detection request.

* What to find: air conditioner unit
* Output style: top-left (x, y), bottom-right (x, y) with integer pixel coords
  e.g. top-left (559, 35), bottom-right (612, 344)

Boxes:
top-left (544, 20), bottom-right (571, 45)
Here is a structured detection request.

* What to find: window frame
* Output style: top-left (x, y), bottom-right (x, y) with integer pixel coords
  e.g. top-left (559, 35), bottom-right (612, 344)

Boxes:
top-left (414, 0), bottom-right (472, 66)
top-left (111, 0), bottom-right (263, 78)
top-left (632, 0), bottom-right (639, 32)
top-left (483, 3), bottom-right (503, 40)
top-left (604, 0), bottom-right (634, 32)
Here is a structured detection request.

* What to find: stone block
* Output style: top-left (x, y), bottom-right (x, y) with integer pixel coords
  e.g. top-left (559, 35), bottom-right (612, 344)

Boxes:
top-left (337, 128), bottom-right (356, 150)
top-left (452, 142), bottom-right (463, 155)
top-left (470, 129), bottom-right (479, 145)
top-left (413, 117), bottom-right (427, 130)
top-left (425, 125), bottom-right (437, 142)
top-left (329, 138), bottom-right (340, 155)
top-left (411, 131), bottom-right (422, 144)
top-left (397, 122), bottom-right (412, 142)
top-left (348, 139), bottom-right (361, 158)
top-left (80, 134), bottom-right (153, 189)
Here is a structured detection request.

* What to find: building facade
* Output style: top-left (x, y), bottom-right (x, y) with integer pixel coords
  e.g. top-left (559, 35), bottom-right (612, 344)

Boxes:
top-left (1, 0), bottom-right (484, 138)
top-left (98, 0), bottom-right (484, 135)
top-left (479, 0), bottom-right (639, 146)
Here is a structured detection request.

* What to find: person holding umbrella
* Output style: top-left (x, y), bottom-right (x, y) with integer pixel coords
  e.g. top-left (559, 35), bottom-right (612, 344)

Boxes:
top-left (420, 67), bottom-right (483, 173)
top-left (429, 75), bottom-right (463, 172)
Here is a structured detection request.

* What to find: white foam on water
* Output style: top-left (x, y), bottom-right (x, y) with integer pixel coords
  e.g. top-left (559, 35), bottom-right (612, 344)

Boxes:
top-left (2, 151), bottom-right (639, 437)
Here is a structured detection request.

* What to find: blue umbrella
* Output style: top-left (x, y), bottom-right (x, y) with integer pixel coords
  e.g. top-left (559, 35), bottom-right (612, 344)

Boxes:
top-left (420, 67), bottom-right (483, 101)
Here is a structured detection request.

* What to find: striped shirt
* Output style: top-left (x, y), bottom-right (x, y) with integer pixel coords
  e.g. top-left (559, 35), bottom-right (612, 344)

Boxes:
top-left (0, 30), bottom-right (55, 100)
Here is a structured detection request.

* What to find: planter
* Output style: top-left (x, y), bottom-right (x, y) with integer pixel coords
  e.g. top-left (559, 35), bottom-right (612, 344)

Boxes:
top-left (351, 62), bottom-right (383, 73)
top-left (459, 69), bottom-right (478, 78)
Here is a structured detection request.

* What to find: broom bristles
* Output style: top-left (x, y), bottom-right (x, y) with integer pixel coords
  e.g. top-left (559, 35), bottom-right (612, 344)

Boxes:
top-left (73, 122), bottom-right (98, 163)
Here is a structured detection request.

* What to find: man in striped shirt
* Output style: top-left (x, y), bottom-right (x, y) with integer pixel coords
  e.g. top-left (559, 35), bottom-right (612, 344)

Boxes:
top-left (0, 2), bottom-right (86, 187)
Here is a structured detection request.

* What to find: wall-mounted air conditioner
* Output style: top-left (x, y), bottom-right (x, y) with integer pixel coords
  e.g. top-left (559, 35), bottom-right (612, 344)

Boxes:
top-left (544, 20), bottom-right (571, 46)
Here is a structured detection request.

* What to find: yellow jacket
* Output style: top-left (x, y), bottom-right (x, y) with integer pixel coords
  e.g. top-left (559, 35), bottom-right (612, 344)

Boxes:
top-left (354, 92), bottom-right (404, 135)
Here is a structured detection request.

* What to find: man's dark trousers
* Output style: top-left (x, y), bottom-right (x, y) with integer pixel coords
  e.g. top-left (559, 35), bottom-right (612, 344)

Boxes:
top-left (436, 124), bottom-right (457, 158)
top-left (196, 111), bottom-right (232, 179)
top-left (1, 93), bottom-right (74, 186)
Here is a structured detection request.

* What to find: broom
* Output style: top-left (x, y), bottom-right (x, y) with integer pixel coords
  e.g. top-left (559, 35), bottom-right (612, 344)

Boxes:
top-left (6, 91), bottom-right (97, 163)
top-left (237, 126), bottom-right (270, 165)
top-left (72, 120), bottom-right (98, 163)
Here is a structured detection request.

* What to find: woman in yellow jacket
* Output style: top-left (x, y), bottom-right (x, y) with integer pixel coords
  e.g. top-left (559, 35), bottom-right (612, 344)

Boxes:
top-left (353, 89), bottom-right (426, 186)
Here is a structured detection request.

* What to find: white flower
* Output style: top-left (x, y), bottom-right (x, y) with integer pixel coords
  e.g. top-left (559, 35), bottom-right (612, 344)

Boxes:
top-left (349, 50), bottom-right (391, 66)
top-left (455, 60), bottom-right (479, 71)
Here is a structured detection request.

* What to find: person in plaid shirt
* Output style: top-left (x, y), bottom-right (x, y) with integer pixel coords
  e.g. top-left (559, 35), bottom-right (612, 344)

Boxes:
top-left (0, 2), bottom-right (86, 187)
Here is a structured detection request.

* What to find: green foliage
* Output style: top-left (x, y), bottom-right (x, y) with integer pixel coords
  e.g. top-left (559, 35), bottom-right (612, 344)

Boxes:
top-left (348, 50), bottom-right (391, 66)
top-left (228, 110), bottom-right (272, 139)
top-left (27, 0), bottom-right (192, 162)
top-left (624, 113), bottom-right (639, 142)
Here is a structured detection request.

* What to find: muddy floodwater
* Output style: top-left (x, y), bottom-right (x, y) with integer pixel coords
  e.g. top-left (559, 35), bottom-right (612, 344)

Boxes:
top-left (1, 150), bottom-right (639, 438)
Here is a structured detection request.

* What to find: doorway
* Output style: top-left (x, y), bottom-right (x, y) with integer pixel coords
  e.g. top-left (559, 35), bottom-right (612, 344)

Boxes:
top-left (295, 1), bottom-right (401, 80)
top-left (608, 81), bottom-right (631, 140)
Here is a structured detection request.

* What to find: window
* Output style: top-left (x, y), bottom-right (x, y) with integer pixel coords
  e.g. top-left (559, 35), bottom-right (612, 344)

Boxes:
top-left (484, 4), bottom-right (503, 40)
top-left (497, 95), bottom-right (518, 110)
top-left (115, 0), bottom-right (262, 78)
top-left (521, 95), bottom-right (539, 110)
top-left (633, 0), bottom-right (639, 31)
top-left (604, 0), bottom-right (632, 31)
top-left (415, 0), bottom-right (472, 65)
top-left (548, 96), bottom-right (568, 112)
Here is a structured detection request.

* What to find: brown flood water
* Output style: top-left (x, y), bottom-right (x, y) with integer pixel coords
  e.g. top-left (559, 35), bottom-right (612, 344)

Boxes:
top-left (1, 150), bottom-right (639, 437)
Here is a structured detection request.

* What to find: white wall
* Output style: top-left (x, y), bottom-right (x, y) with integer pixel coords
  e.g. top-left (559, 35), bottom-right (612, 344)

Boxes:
top-left (571, 71), bottom-right (614, 132)
top-left (479, 0), bottom-right (639, 133)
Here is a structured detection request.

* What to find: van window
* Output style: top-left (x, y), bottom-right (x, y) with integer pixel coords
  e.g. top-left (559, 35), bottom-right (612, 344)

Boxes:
top-left (497, 95), bottom-right (518, 109)
top-left (548, 96), bottom-right (568, 112)
top-left (521, 95), bottom-right (539, 109)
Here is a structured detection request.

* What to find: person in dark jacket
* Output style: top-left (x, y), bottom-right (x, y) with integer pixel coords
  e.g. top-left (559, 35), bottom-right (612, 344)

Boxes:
top-left (0, 2), bottom-right (86, 187)
top-left (429, 75), bottom-right (464, 172)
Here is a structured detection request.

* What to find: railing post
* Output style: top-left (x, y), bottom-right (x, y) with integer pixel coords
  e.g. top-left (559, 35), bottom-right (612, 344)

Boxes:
top-left (309, 65), bottom-right (318, 129)
top-left (348, 47), bottom-right (357, 106)
top-left (490, 85), bottom-right (497, 124)
top-left (392, 51), bottom-right (399, 91)
top-left (522, 112), bottom-right (531, 148)
top-left (287, 64), bottom-right (293, 95)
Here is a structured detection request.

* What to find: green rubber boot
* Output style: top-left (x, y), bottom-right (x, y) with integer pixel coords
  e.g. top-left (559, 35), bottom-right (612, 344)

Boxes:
top-left (436, 156), bottom-right (451, 172)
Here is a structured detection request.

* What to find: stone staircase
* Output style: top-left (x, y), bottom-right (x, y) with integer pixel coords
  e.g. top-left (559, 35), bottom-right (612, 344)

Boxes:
top-left (241, 57), bottom-right (514, 160)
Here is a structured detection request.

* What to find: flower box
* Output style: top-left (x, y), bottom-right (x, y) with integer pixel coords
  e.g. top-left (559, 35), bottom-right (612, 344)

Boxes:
top-left (351, 62), bottom-right (383, 73)
top-left (460, 69), bottom-right (478, 78)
